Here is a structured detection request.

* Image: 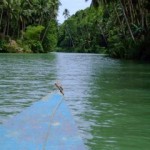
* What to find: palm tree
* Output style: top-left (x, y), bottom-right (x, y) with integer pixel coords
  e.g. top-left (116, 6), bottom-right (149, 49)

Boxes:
top-left (119, 0), bottom-right (135, 42)
top-left (63, 9), bottom-right (75, 47)
top-left (63, 9), bottom-right (70, 20)
top-left (85, 0), bottom-right (100, 8)
top-left (0, 1), bottom-right (4, 29)
top-left (41, 0), bottom-right (61, 42)
top-left (85, 0), bottom-right (136, 42)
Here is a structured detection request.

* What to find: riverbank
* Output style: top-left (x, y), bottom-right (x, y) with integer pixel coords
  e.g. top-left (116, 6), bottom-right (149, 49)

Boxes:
top-left (0, 39), bottom-right (32, 53)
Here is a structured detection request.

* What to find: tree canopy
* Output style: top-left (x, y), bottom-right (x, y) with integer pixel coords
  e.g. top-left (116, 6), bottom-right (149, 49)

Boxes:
top-left (0, 0), bottom-right (150, 60)
top-left (58, 0), bottom-right (150, 60)
top-left (0, 0), bottom-right (60, 53)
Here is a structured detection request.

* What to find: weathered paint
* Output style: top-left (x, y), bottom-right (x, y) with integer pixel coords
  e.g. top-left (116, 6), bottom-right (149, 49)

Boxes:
top-left (0, 93), bottom-right (86, 150)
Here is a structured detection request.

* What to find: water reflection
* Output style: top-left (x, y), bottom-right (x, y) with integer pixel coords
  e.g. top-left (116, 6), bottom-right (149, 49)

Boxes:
top-left (83, 58), bottom-right (150, 150)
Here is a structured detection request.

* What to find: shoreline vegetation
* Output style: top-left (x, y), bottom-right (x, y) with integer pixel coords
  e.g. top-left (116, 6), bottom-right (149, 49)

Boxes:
top-left (0, 0), bottom-right (150, 60)
top-left (0, 0), bottom-right (59, 53)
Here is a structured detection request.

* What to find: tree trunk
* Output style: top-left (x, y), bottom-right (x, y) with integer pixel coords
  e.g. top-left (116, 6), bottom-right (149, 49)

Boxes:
top-left (119, 0), bottom-right (135, 42)
top-left (41, 19), bottom-right (52, 43)
top-left (128, 0), bottom-right (134, 23)
top-left (65, 24), bottom-right (74, 47)
top-left (3, 20), bottom-right (7, 36)
top-left (113, 3), bottom-right (125, 35)
top-left (0, 8), bottom-right (3, 29)
top-left (98, 24), bottom-right (107, 46)
top-left (6, 19), bottom-right (10, 36)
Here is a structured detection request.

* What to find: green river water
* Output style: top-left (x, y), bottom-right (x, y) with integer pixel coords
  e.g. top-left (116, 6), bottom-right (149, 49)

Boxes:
top-left (0, 53), bottom-right (150, 150)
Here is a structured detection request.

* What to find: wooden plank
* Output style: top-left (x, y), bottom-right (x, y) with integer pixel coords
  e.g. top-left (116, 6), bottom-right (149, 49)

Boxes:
top-left (0, 93), bottom-right (86, 150)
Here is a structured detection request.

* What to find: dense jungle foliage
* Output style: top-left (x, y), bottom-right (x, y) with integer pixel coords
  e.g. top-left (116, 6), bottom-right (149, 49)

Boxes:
top-left (0, 0), bottom-right (59, 53)
top-left (58, 0), bottom-right (150, 60)
top-left (0, 0), bottom-right (150, 60)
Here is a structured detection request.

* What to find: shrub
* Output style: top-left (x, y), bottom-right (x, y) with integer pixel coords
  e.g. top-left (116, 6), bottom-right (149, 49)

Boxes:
top-left (31, 41), bottom-right (44, 53)
top-left (0, 40), bottom-right (5, 52)
top-left (23, 25), bottom-right (45, 41)
top-left (4, 40), bottom-right (23, 53)
top-left (42, 20), bottom-right (58, 52)
top-left (23, 25), bottom-right (45, 53)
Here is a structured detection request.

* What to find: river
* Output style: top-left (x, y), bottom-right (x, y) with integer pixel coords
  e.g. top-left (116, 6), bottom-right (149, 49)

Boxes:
top-left (0, 53), bottom-right (150, 150)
